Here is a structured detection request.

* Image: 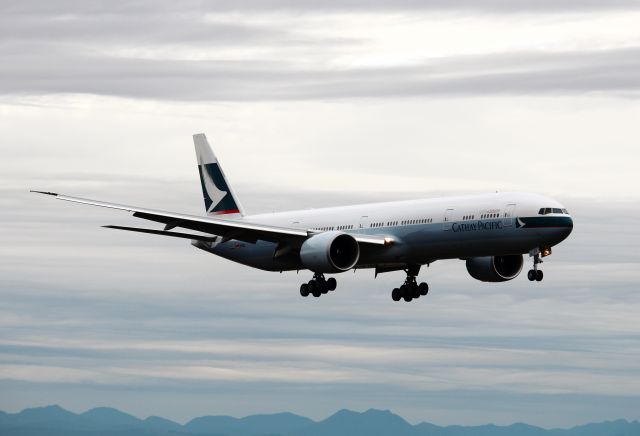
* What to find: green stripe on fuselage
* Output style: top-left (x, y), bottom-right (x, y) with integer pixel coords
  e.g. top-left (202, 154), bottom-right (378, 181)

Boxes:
top-left (519, 216), bottom-right (573, 228)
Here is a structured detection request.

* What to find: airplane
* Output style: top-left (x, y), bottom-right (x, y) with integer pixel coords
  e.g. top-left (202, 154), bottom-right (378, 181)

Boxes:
top-left (32, 133), bottom-right (574, 302)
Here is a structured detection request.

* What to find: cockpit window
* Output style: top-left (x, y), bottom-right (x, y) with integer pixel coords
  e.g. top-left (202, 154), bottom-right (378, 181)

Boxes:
top-left (539, 207), bottom-right (570, 215)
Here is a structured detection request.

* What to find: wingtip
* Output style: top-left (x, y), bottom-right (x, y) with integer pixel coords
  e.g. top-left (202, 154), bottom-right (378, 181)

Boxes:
top-left (30, 190), bottom-right (58, 196)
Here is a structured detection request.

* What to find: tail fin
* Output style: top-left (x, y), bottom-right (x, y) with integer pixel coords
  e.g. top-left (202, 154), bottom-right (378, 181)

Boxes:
top-left (193, 133), bottom-right (245, 217)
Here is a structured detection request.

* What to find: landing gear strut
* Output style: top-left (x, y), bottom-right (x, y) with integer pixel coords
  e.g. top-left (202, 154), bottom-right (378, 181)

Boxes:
top-left (391, 265), bottom-right (429, 302)
top-left (300, 273), bottom-right (337, 298)
top-left (527, 252), bottom-right (544, 282)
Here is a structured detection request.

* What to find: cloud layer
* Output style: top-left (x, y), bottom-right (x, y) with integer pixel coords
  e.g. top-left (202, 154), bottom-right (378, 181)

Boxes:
top-left (2, 2), bottom-right (640, 101)
top-left (3, 48), bottom-right (640, 101)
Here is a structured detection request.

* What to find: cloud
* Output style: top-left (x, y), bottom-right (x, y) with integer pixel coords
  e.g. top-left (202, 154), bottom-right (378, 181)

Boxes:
top-left (3, 1), bottom-right (640, 102)
top-left (6, 0), bottom-right (640, 15)
top-left (2, 47), bottom-right (640, 101)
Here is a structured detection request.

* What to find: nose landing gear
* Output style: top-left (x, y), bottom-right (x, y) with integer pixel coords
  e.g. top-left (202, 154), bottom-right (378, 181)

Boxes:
top-left (300, 273), bottom-right (337, 298)
top-left (527, 251), bottom-right (544, 282)
top-left (391, 265), bottom-right (429, 302)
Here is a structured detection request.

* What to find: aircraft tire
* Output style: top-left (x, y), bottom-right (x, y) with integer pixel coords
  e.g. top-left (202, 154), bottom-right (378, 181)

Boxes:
top-left (300, 283), bottom-right (310, 297)
top-left (419, 282), bottom-right (429, 296)
top-left (536, 270), bottom-right (544, 281)
top-left (308, 281), bottom-right (321, 297)
top-left (326, 277), bottom-right (337, 291)
top-left (411, 284), bottom-right (420, 299)
top-left (527, 270), bottom-right (536, 281)
top-left (391, 288), bottom-right (401, 301)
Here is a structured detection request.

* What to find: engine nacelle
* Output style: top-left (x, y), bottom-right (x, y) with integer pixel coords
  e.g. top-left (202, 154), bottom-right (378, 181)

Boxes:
top-left (466, 255), bottom-right (524, 282)
top-left (300, 231), bottom-right (360, 273)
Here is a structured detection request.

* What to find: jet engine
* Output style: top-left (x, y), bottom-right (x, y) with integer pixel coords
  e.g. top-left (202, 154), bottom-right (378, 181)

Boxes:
top-left (466, 255), bottom-right (524, 282)
top-left (300, 231), bottom-right (360, 273)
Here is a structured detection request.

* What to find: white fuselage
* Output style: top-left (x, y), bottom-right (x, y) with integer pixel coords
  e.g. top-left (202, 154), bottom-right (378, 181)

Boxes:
top-left (201, 192), bottom-right (573, 272)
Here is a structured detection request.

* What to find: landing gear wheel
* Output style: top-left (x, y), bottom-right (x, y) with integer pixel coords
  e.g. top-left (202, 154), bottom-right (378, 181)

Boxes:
top-left (411, 283), bottom-right (420, 299)
top-left (418, 282), bottom-right (429, 296)
top-left (309, 281), bottom-right (321, 297)
top-left (300, 273), bottom-right (336, 298)
top-left (300, 283), bottom-right (309, 297)
top-left (391, 265), bottom-right (428, 302)
top-left (391, 288), bottom-right (401, 301)
top-left (536, 270), bottom-right (543, 281)
top-left (326, 277), bottom-right (337, 291)
top-left (527, 270), bottom-right (536, 281)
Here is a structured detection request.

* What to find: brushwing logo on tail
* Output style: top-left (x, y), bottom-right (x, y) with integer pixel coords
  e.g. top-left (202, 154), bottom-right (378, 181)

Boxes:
top-left (198, 163), bottom-right (240, 214)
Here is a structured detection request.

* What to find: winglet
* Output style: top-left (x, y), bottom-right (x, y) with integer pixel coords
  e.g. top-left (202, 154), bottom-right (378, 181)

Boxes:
top-left (30, 190), bottom-right (59, 196)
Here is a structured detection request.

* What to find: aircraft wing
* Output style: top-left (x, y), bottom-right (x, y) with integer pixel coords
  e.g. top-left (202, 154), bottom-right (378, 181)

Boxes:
top-left (32, 191), bottom-right (391, 247)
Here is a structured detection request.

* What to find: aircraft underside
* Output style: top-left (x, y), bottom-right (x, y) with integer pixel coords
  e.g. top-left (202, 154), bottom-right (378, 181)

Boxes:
top-left (193, 218), bottom-right (572, 302)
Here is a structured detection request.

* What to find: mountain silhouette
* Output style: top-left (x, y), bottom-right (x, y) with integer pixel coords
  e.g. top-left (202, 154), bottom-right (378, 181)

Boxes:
top-left (299, 409), bottom-right (417, 436)
top-left (80, 406), bottom-right (142, 429)
top-left (185, 411), bottom-right (313, 435)
top-left (143, 415), bottom-right (183, 432)
top-left (1, 405), bottom-right (638, 436)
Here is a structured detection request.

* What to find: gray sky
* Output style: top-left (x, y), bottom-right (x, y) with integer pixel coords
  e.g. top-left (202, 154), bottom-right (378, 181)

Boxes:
top-left (1, 0), bottom-right (640, 428)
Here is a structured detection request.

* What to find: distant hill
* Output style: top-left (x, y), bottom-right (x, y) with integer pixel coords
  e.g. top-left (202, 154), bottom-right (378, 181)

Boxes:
top-left (0, 405), bottom-right (638, 436)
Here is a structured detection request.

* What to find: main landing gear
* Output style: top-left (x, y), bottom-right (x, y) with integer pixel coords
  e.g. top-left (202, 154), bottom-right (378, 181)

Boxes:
top-left (527, 252), bottom-right (544, 282)
top-left (300, 273), bottom-right (337, 298)
top-left (391, 265), bottom-right (429, 302)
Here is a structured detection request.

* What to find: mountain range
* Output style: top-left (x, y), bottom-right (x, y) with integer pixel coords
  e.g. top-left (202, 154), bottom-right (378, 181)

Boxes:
top-left (0, 405), bottom-right (638, 436)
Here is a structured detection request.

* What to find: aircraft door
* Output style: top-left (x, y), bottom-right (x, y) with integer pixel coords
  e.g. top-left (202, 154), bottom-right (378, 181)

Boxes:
top-left (503, 204), bottom-right (516, 227)
top-left (358, 215), bottom-right (369, 233)
top-left (443, 208), bottom-right (454, 230)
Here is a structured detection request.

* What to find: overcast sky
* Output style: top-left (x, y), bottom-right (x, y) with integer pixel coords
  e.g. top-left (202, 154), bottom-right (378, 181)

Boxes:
top-left (1, 0), bottom-right (639, 428)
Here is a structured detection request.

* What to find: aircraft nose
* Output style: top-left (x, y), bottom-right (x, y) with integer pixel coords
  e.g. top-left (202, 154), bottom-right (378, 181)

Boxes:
top-left (555, 216), bottom-right (574, 242)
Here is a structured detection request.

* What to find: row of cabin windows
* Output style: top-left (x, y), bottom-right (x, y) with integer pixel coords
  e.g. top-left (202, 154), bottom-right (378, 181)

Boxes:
top-left (539, 207), bottom-right (569, 215)
top-left (313, 212), bottom-right (529, 231)
top-left (481, 213), bottom-right (500, 219)
top-left (372, 219), bottom-right (432, 227)
top-left (311, 225), bottom-right (353, 231)
top-left (328, 218), bottom-right (437, 230)
top-left (402, 218), bottom-right (433, 225)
